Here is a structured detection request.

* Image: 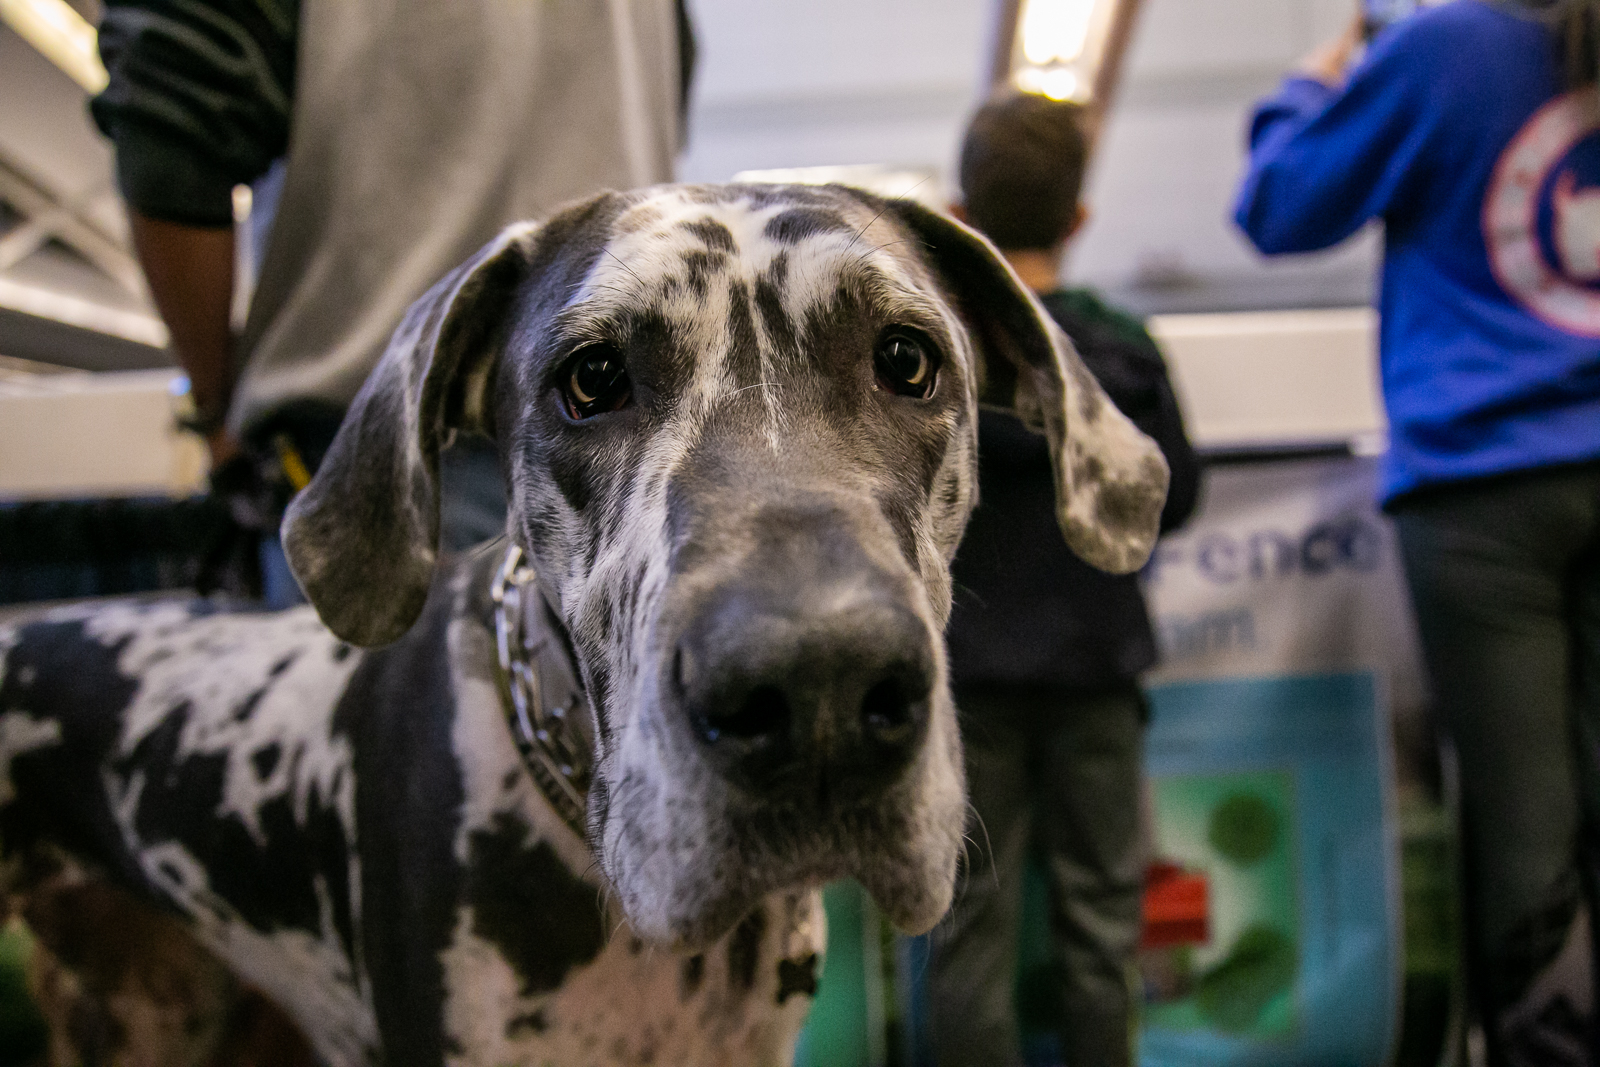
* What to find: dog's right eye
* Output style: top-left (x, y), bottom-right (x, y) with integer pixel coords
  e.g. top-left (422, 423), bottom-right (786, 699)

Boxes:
top-left (874, 329), bottom-right (938, 399)
top-left (563, 342), bottom-right (632, 420)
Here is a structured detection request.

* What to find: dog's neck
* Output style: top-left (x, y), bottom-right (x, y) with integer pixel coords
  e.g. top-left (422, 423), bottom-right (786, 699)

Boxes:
top-left (483, 542), bottom-right (594, 837)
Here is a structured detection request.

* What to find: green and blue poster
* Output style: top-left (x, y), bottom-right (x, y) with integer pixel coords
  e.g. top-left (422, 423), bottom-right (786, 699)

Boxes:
top-left (1139, 673), bottom-right (1399, 1066)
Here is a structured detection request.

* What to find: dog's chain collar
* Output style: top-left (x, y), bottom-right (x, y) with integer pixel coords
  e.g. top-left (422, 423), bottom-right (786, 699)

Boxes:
top-left (490, 544), bottom-right (591, 838)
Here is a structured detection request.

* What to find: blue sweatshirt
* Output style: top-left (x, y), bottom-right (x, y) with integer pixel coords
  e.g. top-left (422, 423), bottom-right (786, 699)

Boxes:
top-left (1235, 0), bottom-right (1600, 502)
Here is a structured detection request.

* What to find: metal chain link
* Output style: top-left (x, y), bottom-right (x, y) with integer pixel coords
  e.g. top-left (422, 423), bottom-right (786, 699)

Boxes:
top-left (491, 544), bottom-right (591, 836)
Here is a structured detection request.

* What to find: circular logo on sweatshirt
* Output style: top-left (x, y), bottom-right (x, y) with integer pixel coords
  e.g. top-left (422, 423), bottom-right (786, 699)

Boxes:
top-left (1484, 90), bottom-right (1600, 336)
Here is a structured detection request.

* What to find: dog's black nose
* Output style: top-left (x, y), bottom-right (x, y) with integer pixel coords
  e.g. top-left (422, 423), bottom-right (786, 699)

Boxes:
top-left (674, 581), bottom-right (934, 801)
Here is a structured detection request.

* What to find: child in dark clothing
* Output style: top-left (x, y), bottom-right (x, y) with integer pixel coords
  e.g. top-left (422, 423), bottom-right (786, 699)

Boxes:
top-left (929, 92), bottom-right (1200, 1067)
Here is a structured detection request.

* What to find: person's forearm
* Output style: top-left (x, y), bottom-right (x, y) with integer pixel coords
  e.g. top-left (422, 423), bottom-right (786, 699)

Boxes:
top-left (128, 211), bottom-right (238, 461)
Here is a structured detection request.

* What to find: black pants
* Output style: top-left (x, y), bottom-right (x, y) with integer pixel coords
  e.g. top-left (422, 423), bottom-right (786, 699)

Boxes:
top-left (1392, 462), bottom-right (1600, 1066)
top-left (928, 683), bottom-right (1146, 1067)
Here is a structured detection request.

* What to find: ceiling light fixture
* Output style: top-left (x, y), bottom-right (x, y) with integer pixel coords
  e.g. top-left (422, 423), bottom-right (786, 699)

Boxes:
top-left (1021, 0), bottom-right (1097, 66)
top-left (997, 0), bottom-right (1143, 118)
top-left (0, 0), bottom-right (108, 94)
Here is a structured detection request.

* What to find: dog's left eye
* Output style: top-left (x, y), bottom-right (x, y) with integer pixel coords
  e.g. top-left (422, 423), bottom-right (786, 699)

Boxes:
top-left (874, 330), bottom-right (938, 399)
top-left (563, 342), bottom-right (632, 419)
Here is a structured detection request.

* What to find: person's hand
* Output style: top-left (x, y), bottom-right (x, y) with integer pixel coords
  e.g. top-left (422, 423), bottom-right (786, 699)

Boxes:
top-left (1297, 15), bottom-right (1365, 86)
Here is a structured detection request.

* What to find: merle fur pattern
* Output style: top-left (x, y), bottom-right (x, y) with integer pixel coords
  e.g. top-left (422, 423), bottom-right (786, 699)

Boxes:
top-left (0, 184), bottom-right (1167, 1066)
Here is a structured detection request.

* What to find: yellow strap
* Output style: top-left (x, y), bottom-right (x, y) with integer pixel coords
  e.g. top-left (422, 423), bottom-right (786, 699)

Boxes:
top-left (273, 434), bottom-right (313, 492)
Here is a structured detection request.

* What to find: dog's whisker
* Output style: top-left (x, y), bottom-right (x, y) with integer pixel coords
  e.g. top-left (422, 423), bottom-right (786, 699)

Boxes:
top-left (844, 179), bottom-right (929, 254)
top-left (963, 801), bottom-right (1000, 892)
top-left (853, 238), bottom-right (915, 268)
top-left (845, 203), bottom-right (894, 255)
top-left (603, 247), bottom-right (648, 290)
top-left (896, 174), bottom-right (932, 202)
top-left (721, 381), bottom-right (778, 406)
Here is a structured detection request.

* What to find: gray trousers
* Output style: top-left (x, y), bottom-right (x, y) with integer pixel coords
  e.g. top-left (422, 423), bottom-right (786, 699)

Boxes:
top-left (929, 683), bottom-right (1146, 1067)
top-left (1392, 462), bottom-right (1600, 1067)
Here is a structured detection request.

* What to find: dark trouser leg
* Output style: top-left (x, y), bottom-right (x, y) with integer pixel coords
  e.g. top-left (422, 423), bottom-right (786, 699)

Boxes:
top-left (1035, 684), bottom-right (1146, 1067)
top-left (1574, 501), bottom-right (1600, 1057)
top-left (929, 688), bottom-right (1031, 1067)
top-left (258, 534), bottom-right (305, 609)
top-left (1394, 465), bottom-right (1600, 1066)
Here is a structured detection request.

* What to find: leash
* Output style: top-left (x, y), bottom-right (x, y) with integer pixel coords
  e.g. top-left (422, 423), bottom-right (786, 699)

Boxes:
top-left (490, 544), bottom-right (593, 838)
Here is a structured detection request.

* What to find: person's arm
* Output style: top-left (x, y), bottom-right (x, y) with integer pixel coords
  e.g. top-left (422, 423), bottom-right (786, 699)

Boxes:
top-left (1297, 15), bottom-right (1364, 87)
top-left (128, 213), bottom-right (237, 463)
top-left (1142, 359), bottom-right (1200, 534)
top-left (92, 0), bottom-right (297, 462)
top-left (1233, 15), bottom-right (1441, 255)
top-left (1082, 338), bottom-right (1200, 533)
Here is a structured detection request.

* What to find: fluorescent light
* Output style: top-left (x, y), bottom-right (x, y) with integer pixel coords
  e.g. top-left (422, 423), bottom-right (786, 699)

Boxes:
top-left (0, 0), bottom-right (108, 94)
top-left (1020, 0), bottom-right (1097, 66)
top-left (1014, 65), bottom-right (1084, 102)
top-left (0, 277), bottom-right (169, 348)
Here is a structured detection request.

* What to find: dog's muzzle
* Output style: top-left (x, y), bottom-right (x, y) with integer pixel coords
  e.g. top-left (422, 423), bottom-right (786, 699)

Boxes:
top-left (665, 507), bottom-right (936, 807)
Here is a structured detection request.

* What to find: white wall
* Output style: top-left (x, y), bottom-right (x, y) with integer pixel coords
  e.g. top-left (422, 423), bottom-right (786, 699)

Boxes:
top-left (0, 369), bottom-right (206, 500)
top-left (678, 0), bottom-right (993, 188)
top-left (680, 0), bottom-right (1384, 314)
top-left (1151, 308), bottom-right (1383, 450)
top-left (1074, 0), bottom-right (1380, 313)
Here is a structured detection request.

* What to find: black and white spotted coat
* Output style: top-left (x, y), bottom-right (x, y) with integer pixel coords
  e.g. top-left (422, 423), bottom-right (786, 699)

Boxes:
top-left (0, 183), bottom-right (1168, 1066)
top-left (0, 552), bottom-right (822, 1066)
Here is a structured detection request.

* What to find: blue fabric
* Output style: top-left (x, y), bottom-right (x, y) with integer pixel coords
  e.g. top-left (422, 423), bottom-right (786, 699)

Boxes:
top-left (257, 532), bottom-right (303, 610)
top-left (1234, 0), bottom-right (1600, 502)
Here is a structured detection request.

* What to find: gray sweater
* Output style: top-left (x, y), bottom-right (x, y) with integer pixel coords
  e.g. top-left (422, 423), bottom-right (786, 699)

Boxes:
top-left (93, 0), bottom-right (694, 438)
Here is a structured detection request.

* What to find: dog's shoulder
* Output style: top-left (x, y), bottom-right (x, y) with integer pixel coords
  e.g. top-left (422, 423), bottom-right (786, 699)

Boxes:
top-left (1, 597), bottom-right (363, 838)
top-left (0, 596), bottom-right (378, 1062)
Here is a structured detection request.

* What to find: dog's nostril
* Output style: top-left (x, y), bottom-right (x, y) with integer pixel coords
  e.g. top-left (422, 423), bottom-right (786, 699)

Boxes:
top-left (703, 684), bottom-right (790, 744)
top-left (861, 676), bottom-right (922, 746)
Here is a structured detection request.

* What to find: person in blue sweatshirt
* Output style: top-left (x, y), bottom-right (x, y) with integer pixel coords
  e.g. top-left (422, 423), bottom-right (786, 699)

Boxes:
top-left (1236, 2), bottom-right (1600, 1060)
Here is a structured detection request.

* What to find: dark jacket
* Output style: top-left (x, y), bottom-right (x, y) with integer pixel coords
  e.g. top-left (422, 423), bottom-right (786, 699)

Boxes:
top-left (946, 288), bottom-right (1200, 690)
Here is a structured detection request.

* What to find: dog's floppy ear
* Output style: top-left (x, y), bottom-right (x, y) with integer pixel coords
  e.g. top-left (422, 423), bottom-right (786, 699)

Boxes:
top-left (282, 222), bottom-right (540, 646)
top-left (885, 198), bottom-right (1169, 574)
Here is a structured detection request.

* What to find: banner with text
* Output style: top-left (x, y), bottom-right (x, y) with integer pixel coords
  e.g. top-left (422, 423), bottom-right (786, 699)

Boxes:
top-left (1137, 454), bottom-right (1431, 1067)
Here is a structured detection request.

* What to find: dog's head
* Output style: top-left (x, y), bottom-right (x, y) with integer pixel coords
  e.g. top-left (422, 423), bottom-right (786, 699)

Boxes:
top-left (283, 184), bottom-right (1167, 947)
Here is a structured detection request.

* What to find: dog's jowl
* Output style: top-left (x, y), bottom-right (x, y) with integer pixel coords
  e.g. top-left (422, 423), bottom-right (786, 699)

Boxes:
top-left (0, 184), bottom-right (1168, 1066)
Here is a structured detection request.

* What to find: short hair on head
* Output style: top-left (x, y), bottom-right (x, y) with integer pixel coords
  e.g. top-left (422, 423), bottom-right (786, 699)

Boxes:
top-left (958, 92), bottom-right (1089, 252)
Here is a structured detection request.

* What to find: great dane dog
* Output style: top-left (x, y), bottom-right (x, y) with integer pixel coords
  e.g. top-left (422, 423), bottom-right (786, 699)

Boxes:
top-left (0, 184), bottom-right (1167, 1066)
